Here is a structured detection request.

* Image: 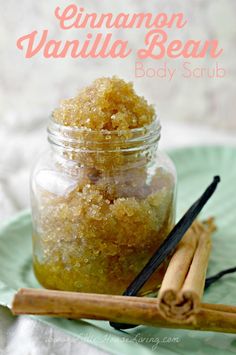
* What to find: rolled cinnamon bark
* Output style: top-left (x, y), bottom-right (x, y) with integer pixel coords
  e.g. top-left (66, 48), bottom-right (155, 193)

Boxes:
top-left (157, 218), bottom-right (216, 322)
top-left (12, 288), bottom-right (236, 333)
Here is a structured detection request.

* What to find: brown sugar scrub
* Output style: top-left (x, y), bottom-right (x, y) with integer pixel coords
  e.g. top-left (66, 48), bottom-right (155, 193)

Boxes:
top-left (52, 76), bottom-right (155, 130)
top-left (31, 77), bottom-right (177, 294)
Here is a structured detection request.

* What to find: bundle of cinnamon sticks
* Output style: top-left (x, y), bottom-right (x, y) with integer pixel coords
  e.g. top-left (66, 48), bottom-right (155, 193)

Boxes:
top-left (157, 218), bottom-right (215, 323)
top-left (11, 218), bottom-right (236, 334)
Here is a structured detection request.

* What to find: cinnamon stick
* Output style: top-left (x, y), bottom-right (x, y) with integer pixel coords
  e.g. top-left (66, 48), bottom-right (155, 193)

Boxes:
top-left (157, 218), bottom-right (216, 322)
top-left (12, 288), bottom-right (236, 333)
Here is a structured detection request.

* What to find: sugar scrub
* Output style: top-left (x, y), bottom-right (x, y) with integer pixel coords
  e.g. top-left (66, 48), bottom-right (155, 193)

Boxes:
top-left (31, 77), bottom-right (176, 294)
top-left (53, 76), bottom-right (155, 130)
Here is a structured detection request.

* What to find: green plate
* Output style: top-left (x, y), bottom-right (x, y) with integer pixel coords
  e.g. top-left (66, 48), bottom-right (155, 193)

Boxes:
top-left (0, 146), bottom-right (236, 355)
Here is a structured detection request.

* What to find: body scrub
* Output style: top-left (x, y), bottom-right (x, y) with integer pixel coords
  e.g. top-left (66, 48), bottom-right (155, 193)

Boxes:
top-left (31, 77), bottom-right (177, 294)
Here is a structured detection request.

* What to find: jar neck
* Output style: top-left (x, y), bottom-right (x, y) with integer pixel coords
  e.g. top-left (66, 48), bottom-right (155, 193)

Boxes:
top-left (47, 119), bottom-right (161, 170)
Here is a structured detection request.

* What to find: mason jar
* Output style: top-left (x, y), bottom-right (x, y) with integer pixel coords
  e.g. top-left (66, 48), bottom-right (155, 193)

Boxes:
top-left (30, 118), bottom-right (177, 295)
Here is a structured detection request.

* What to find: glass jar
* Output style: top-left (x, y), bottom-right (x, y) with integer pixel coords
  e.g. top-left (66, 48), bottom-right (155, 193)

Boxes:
top-left (30, 118), bottom-right (177, 295)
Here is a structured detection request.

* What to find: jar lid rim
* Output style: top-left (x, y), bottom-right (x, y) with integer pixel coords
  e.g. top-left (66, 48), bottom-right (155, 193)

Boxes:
top-left (48, 115), bottom-right (161, 136)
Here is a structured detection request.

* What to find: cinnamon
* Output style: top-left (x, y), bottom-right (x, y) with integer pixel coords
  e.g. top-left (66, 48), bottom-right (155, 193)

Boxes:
top-left (12, 288), bottom-right (236, 334)
top-left (157, 218), bottom-right (216, 322)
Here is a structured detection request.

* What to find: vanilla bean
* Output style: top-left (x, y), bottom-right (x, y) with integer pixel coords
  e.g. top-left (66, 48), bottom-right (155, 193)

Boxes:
top-left (123, 176), bottom-right (220, 297)
top-left (110, 176), bottom-right (220, 330)
top-left (205, 266), bottom-right (236, 289)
